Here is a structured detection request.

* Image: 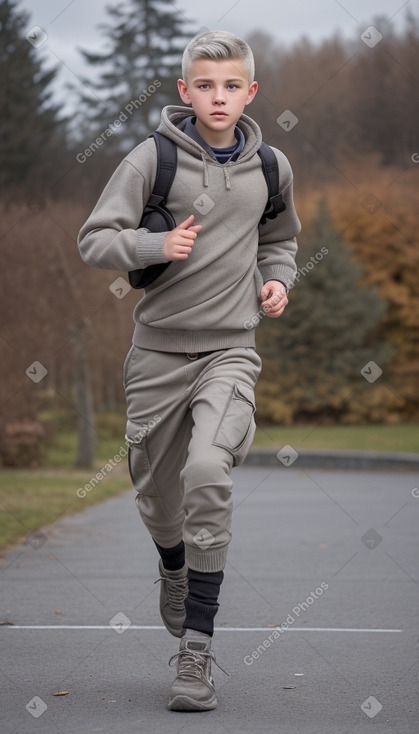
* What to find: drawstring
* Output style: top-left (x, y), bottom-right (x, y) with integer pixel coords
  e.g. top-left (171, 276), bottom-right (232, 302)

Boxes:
top-left (201, 153), bottom-right (209, 188)
top-left (200, 153), bottom-right (231, 190)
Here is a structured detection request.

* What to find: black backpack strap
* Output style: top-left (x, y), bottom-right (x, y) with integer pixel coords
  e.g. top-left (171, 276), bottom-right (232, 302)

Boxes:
top-left (129, 131), bottom-right (177, 289)
top-left (258, 141), bottom-right (286, 225)
top-left (147, 131), bottom-right (177, 207)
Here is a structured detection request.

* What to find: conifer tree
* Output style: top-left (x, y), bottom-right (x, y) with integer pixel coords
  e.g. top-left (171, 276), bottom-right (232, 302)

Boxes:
top-left (0, 0), bottom-right (62, 192)
top-left (256, 203), bottom-right (390, 423)
top-left (77, 0), bottom-right (195, 151)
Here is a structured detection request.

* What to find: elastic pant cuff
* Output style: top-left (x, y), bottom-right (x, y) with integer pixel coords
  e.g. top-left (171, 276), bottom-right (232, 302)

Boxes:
top-left (185, 542), bottom-right (228, 572)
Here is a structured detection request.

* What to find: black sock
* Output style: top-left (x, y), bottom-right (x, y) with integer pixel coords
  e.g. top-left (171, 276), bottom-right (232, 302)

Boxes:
top-left (153, 538), bottom-right (185, 571)
top-left (184, 569), bottom-right (224, 637)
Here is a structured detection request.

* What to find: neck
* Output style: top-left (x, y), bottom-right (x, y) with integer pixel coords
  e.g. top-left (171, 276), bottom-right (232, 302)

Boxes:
top-left (195, 119), bottom-right (236, 148)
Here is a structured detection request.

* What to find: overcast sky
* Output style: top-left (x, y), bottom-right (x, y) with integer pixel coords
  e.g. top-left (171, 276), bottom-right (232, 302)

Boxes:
top-left (26, 0), bottom-right (416, 111)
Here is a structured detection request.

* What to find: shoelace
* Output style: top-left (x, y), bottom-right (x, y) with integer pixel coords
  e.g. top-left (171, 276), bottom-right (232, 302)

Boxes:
top-left (154, 573), bottom-right (188, 611)
top-left (168, 647), bottom-right (230, 679)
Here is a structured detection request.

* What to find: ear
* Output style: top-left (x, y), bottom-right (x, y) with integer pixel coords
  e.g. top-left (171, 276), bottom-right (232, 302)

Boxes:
top-left (245, 81), bottom-right (258, 106)
top-left (177, 78), bottom-right (191, 105)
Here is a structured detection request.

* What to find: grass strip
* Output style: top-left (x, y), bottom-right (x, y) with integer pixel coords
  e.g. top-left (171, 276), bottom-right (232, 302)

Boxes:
top-left (0, 467), bottom-right (130, 553)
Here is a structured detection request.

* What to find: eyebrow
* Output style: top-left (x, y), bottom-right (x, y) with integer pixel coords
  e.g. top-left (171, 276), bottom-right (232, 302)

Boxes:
top-left (193, 78), bottom-right (244, 83)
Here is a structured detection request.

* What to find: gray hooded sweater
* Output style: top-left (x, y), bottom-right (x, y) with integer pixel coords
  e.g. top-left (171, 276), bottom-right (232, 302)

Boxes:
top-left (77, 105), bottom-right (301, 352)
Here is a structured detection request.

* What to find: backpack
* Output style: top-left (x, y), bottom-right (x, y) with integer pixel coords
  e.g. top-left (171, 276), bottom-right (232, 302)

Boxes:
top-left (129, 131), bottom-right (286, 289)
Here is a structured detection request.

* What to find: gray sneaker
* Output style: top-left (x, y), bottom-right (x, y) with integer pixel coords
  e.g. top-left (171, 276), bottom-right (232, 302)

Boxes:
top-left (154, 560), bottom-right (188, 638)
top-left (168, 628), bottom-right (218, 711)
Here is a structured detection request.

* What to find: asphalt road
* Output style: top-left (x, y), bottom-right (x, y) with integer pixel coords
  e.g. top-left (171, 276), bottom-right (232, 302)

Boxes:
top-left (1, 465), bottom-right (418, 734)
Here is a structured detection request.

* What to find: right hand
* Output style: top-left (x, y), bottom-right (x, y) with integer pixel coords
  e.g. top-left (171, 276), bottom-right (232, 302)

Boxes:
top-left (163, 214), bottom-right (202, 261)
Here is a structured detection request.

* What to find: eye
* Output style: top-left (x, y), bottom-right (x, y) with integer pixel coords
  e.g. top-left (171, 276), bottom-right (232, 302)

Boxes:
top-left (227, 84), bottom-right (239, 90)
top-left (198, 84), bottom-right (210, 90)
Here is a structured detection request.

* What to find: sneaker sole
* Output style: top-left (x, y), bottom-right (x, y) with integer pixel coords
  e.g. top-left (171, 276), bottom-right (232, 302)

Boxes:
top-left (168, 694), bottom-right (217, 711)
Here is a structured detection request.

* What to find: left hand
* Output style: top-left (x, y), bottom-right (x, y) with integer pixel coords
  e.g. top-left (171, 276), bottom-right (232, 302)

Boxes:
top-left (260, 280), bottom-right (288, 318)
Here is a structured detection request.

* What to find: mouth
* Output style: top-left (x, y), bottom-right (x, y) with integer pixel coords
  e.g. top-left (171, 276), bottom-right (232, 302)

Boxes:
top-left (210, 112), bottom-right (228, 118)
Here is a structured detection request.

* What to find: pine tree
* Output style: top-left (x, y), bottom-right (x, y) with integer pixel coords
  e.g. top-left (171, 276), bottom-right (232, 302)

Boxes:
top-left (77, 0), bottom-right (196, 151)
top-left (255, 202), bottom-right (391, 424)
top-left (0, 0), bottom-right (62, 192)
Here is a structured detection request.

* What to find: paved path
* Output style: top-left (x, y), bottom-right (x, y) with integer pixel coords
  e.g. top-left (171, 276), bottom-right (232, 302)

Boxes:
top-left (1, 465), bottom-right (418, 733)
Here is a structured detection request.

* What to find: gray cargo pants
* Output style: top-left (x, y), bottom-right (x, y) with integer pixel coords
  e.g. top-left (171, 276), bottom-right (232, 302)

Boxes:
top-left (123, 345), bottom-right (262, 573)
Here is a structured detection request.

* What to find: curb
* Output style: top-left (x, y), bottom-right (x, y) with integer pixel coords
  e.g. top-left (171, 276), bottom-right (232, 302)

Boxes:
top-left (245, 448), bottom-right (419, 471)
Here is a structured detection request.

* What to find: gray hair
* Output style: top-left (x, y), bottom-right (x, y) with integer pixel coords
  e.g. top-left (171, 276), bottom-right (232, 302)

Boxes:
top-left (182, 30), bottom-right (255, 83)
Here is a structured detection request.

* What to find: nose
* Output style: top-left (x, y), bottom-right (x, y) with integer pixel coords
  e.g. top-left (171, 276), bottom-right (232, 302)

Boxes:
top-left (213, 86), bottom-right (226, 104)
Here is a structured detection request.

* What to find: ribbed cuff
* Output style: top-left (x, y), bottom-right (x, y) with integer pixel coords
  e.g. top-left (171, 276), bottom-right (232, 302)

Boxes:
top-left (185, 542), bottom-right (228, 572)
top-left (258, 263), bottom-right (296, 291)
top-left (136, 229), bottom-right (168, 267)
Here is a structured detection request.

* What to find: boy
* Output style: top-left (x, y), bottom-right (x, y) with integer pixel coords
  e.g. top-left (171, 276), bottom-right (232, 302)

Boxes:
top-left (78, 30), bottom-right (300, 711)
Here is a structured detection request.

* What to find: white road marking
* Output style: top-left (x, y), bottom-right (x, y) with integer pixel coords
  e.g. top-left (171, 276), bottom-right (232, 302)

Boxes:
top-left (2, 625), bottom-right (403, 632)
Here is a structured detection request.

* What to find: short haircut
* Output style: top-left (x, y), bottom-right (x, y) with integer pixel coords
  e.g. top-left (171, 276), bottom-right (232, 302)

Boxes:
top-left (182, 30), bottom-right (255, 84)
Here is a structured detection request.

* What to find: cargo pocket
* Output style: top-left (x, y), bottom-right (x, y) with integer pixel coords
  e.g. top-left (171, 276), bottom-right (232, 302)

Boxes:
top-left (125, 419), bottom-right (159, 496)
top-left (212, 383), bottom-right (256, 467)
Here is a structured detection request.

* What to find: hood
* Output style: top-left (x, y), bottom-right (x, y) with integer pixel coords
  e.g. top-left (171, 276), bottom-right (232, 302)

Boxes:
top-left (156, 105), bottom-right (263, 190)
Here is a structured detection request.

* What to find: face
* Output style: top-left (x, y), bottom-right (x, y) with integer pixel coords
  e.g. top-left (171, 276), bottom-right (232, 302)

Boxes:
top-left (177, 58), bottom-right (258, 145)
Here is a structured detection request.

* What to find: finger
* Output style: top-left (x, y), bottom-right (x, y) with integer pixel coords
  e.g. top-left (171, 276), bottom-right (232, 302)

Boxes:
top-left (171, 248), bottom-right (191, 258)
top-left (177, 214), bottom-right (195, 230)
top-left (262, 296), bottom-right (287, 313)
top-left (261, 283), bottom-right (276, 298)
top-left (187, 224), bottom-right (202, 233)
top-left (266, 301), bottom-right (287, 317)
top-left (261, 297), bottom-right (277, 310)
top-left (262, 291), bottom-right (286, 305)
top-left (176, 233), bottom-right (196, 245)
top-left (178, 227), bottom-right (198, 239)
top-left (174, 245), bottom-right (193, 255)
top-left (261, 283), bottom-right (286, 300)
